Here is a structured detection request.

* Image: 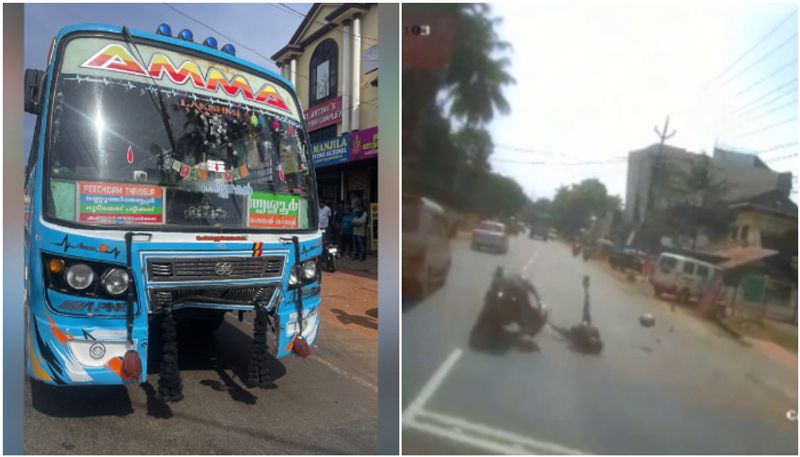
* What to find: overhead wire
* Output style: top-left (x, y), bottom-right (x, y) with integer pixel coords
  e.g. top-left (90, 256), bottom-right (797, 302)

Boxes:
top-left (273, 3), bottom-right (379, 43)
top-left (715, 31), bottom-right (798, 90)
top-left (719, 99), bottom-right (798, 133)
top-left (733, 116), bottom-right (798, 139)
top-left (702, 9), bottom-right (797, 90)
top-left (734, 58), bottom-right (798, 98)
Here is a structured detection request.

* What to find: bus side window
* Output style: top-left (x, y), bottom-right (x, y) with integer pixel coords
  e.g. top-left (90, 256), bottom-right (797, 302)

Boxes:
top-left (683, 262), bottom-right (695, 276)
top-left (696, 265), bottom-right (709, 279)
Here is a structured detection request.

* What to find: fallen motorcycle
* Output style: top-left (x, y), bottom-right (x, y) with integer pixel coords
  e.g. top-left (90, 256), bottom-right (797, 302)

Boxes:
top-left (567, 322), bottom-right (603, 353)
top-left (469, 267), bottom-right (549, 354)
top-left (551, 275), bottom-right (603, 354)
top-left (571, 275), bottom-right (603, 353)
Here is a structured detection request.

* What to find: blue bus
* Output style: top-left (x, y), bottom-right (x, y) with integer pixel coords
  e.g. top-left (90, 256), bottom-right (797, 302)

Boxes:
top-left (23, 23), bottom-right (322, 400)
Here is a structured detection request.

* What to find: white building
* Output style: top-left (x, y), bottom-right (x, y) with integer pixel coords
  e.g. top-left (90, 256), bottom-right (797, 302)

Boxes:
top-left (625, 144), bottom-right (793, 224)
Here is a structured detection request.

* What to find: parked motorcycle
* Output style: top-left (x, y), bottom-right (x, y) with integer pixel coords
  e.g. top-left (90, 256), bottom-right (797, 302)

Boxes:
top-left (323, 240), bottom-right (338, 272)
top-left (469, 267), bottom-right (549, 354)
top-left (321, 230), bottom-right (338, 272)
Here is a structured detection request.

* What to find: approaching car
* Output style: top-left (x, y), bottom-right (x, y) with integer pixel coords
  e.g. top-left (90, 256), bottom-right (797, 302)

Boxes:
top-left (403, 195), bottom-right (452, 299)
top-left (472, 221), bottom-right (509, 254)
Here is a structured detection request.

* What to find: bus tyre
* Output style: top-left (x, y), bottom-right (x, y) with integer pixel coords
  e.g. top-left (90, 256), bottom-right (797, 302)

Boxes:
top-left (247, 306), bottom-right (276, 388)
top-left (28, 378), bottom-right (48, 407)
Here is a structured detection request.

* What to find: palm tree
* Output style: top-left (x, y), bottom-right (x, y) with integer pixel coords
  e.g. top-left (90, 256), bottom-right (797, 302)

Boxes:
top-left (658, 155), bottom-right (733, 247)
top-left (403, 4), bottom-right (515, 128)
top-left (403, 3), bottom-right (517, 206)
top-left (443, 4), bottom-right (516, 127)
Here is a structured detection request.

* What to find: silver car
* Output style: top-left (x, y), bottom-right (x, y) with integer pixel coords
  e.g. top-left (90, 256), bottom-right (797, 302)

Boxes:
top-left (471, 221), bottom-right (509, 254)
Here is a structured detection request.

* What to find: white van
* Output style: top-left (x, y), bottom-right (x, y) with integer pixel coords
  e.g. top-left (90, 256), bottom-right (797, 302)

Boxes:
top-left (650, 253), bottom-right (722, 303)
top-left (403, 195), bottom-right (452, 299)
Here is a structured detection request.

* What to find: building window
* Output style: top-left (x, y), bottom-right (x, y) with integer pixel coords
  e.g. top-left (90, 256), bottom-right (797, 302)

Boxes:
top-left (309, 38), bottom-right (338, 106)
top-left (309, 124), bottom-right (338, 144)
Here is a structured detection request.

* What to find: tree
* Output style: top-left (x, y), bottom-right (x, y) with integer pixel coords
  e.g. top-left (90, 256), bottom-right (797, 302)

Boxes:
top-left (403, 4), bottom-right (519, 215)
top-left (645, 155), bottom-right (734, 248)
top-left (550, 179), bottom-right (621, 237)
top-left (443, 4), bottom-right (516, 127)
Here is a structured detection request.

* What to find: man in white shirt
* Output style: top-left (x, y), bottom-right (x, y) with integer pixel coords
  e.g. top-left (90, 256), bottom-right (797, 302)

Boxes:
top-left (319, 201), bottom-right (332, 239)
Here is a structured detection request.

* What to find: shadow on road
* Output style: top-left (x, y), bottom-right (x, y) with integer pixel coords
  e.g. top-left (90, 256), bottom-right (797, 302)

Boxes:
top-left (141, 381), bottom-right (173, 419)
top-left (158, 319), bottom-right (288, 384)
top-left (30, 382), bottom-right (134, 418)
top-left (31, 318), bottom-right (285, 418)
top-left (200, 367), bottom-right (260, 405)
top-left (330, 308), bottom-right (378, 330)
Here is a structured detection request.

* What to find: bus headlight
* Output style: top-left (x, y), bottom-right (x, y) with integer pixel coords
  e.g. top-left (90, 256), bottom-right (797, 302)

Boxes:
top-left (289, 270), bottom-right (300, 286)
top-left (101, 267), bottom-right (129, 296)
top-left (302, 260), bottom-right (317, 279)
top-left (65, 263), bottom-right (95, 291)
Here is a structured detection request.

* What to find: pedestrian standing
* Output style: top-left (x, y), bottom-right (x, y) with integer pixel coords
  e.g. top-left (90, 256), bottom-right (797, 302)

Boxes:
top-left (318, 201), bottom-right (332, 241)
top-left (333, 200), bottom-right (345, 246)
top-left (341, 207), bottom-right (354, 257)
top-left (352, 204), bottom-right (368, 261)
top-left (351, 193), bottom-right (362, 212)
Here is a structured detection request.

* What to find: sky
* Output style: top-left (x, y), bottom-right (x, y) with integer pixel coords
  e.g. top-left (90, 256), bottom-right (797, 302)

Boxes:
top-left (23, 2), bottom-right (312, 156)
top-left (487, 1), bottom-right (799, 202)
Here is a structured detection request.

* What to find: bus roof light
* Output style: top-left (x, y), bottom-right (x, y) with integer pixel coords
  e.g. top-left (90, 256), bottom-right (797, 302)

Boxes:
top-left (178, 29), bottom-right (194, 42)
top-left (203, 37), bottom-right (218, 49)
top-left (221, 43), bottom-right (236, 56)
top-left (156, 23), bottom-right (172, 37)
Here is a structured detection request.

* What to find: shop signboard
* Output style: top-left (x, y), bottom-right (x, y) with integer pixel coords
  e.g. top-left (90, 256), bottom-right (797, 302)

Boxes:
top-left (304, 95), bottom-right (342, 130)
top-left (351, 126), bottom-right (379, 162)
top-left (77, 181), bottom-right (164, 224)
top-left (312, 133), bottom-right (350, 168)
top-left (248, 192), bottom-right (301, 228)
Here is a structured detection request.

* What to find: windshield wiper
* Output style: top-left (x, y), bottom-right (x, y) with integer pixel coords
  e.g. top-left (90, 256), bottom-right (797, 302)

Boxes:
top-left (120, 27), bottom-right (178, 166)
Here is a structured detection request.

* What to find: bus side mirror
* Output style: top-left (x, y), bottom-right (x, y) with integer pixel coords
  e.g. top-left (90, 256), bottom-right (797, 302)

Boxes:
top-left (24, 68), bottom-right (46, 115)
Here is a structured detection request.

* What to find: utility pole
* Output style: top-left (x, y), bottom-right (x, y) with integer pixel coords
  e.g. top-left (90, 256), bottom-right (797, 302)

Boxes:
top-left (639, 116), bottom-right (676, 251)
top-left (645, 116), bottom-right (677, 217)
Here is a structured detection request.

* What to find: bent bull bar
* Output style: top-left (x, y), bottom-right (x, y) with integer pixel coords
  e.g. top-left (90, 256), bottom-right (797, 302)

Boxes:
top-left (120, 232), bottom-right (144, 381)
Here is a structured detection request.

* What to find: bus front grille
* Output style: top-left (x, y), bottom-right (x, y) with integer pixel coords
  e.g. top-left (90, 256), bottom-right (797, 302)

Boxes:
top-left (147, 256), bottom-right (284, 281)
top-left (150, 285), bottom-right (276, 308)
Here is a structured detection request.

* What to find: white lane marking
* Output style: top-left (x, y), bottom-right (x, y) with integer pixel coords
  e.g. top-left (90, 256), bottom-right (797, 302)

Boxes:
top-left (310, 355), bottom-right (378, 393)
top-left (411, 409), bottom-right (587, 455)
top-left (404, 347), bottom-right (463, 417)
top-left (405, 414), bottom-right (532, 455)
top-left (522, 242), bottom-right (541, 274)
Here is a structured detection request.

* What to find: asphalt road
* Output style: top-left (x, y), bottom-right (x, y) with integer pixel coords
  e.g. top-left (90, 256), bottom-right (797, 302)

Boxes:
top-left (402, 233), bottom-right (798, 454)
top-left (25, 298), bottom-right (378, 454)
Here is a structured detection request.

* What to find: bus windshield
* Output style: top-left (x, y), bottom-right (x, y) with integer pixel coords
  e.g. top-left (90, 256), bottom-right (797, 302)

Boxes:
top-left (45, 36), bottom-right (316, 231)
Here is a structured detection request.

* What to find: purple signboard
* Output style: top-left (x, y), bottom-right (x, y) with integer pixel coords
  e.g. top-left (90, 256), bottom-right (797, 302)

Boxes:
top-left (350, 126), bottom-right (379, 162)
